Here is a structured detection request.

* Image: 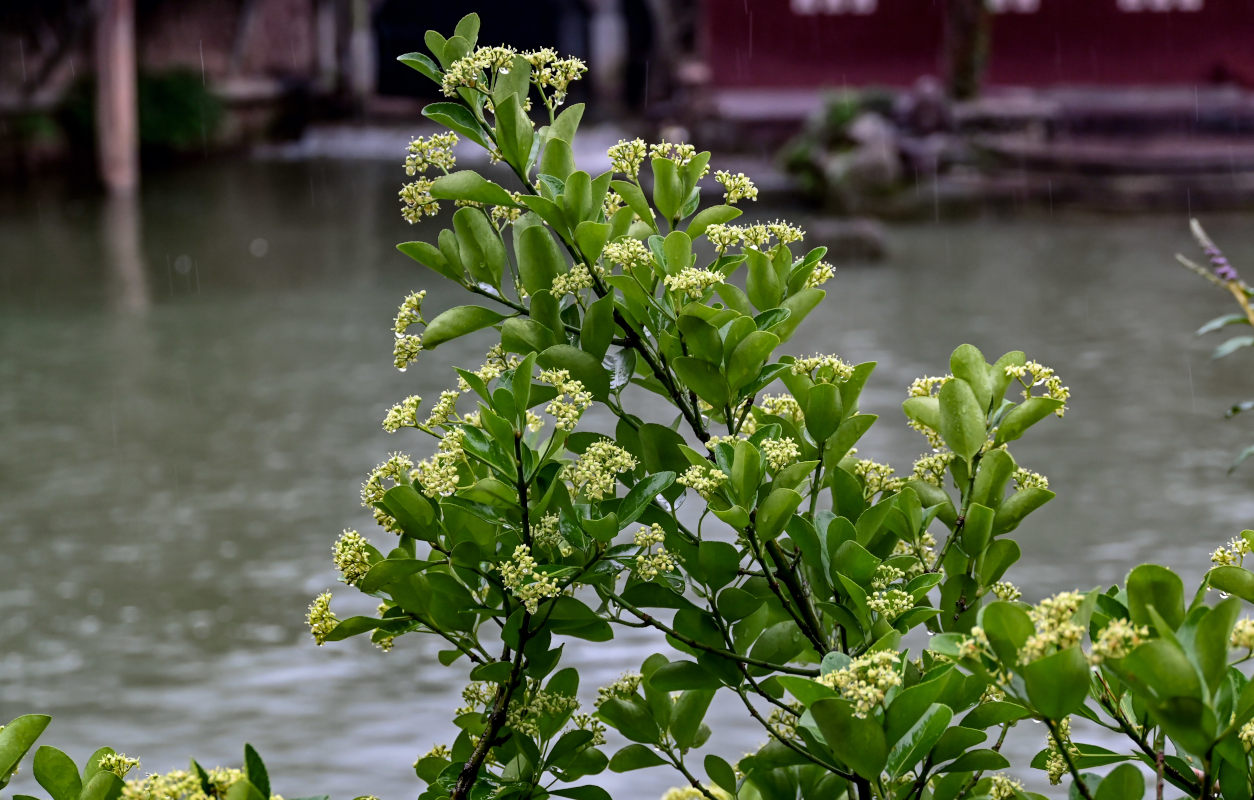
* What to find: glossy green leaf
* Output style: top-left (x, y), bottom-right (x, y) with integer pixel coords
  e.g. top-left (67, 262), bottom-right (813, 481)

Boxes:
top-left (430, 171), bottom-right (517, 207)
top-left (938, 378), bottom-right (986, 461)
top-left (538, 345), bottom-right (610, 400)
top-left (243, 744), bottom-right (270, 799)
top-left (995, 397), bottom-right (1064, 446)
top-left (597, 697), bottom-right (660, 744)
top-left (421, 103), bottom-right (490, 148)
top-left (1126, 564), bottom-right (1185, 630)
top-left (1023, 646), bottom-right (1090, 719)
top-left (687, 204), bottom-right (741, 238)
top-left (885, 703), bottom-right (953, 779)
top-left (949, 344), bottom-right (991, 410)
top-left (423, 305), bottom-right (507, 349)
top-left (672, 357), bottom-right (730, 408)
top-left (79, 772), bottom-right (125, 800)
top-left (810, 699), bottom-right (888, 779)
top-left (617, 472), bottom-right (676, 527)
top-left (33, 746), bottom-right (81, 800)
top-left (608, 743), bottom-right (666, 772)
top-left (756, 488), bottom-right (803, 541)
top-left (0, 715), bottom-right (51, 783)
top-left (1206, 565), bottom-right (1254, 603)
top-left (1093, 763), bottom-right (1144, 800)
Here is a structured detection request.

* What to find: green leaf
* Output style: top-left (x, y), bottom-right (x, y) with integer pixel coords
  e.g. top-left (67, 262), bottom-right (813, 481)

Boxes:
top-left (538, 345), bottom-right (610, 400)
top-left (608, 743), bottom-right (667, 772)
top-left (396, 52), bottom-right (441, 84)
top-left (1195, 597), bottom-right (1240, 690)
top-left (1206, 566), bottom-right (1254, 603)
top-left (672, 357), bottom-right (730, 408)
top-left (0, 714), bottom-right (51, 783)
top-left (540, 137), bottom-right (576, 182)
top-left (430, 171), bottom-right (518, 207)
top-left (575, 221), bottom-right (612, 264)
top-left (938, 749), bottom-right (1010, 773)
top-left (670, 690), bottom-right (715, 750)
top-left (959, 502), bottom-right (995, 557)
top-left (1023, 646), bottom-right (1091, 719)
top-left (648, 661), bottom-right (724, 691)
top-left (79, 772), bottom-right (125, 800)
top-left (1093, 763), bottom-right (1144, 800)
top-left (705, 755), bottom-right (737, 794)
top-left (949, 344), bottom-right (991, 411)
top-left (423, 305), bottom-right (507, 349)
top-left (243, 744), bottom-right (270, 800)
top-left (994, 397), bottom-right (1064, 446)
top-left (810, 699), bottom-right (888, 779)
top-left (745, 249), bottom-right (783, 310)
top-left (992, 488), bottom-right (1054, 535)
top-left (885, 703), bottom-right (953, 779)
top-left (618, 472), bottom-right (676, 527)
top-left (380, 485), bottom-right (436, 537)
top-left (774, 288), bottom-right (825, 342)
top-left (421, 103), bottom-right (490, 149)
top-left (223, 777), bottom-right (266, 800)
top-left (980, 602), bottom-right (1034, 666)
top-left (1126, 564), bottom-right (1185, 630)
top-left (687, 204), bottom-right (741, 238)
top-left (938, 378), bottom-right (986, 461)
top-left (698, 540), bottom-right (742, 590)
top-left (33, 746), bottom-right (81, 800)
top-left (597, 697), bottom-right (660, 744)
top-left (494, 94), bottom-right (535, 171)
top-left (726, 331), bottom-right (780, 393)
top-left (756, 488), bottom-right (803, 541)
top-left (548, 103), bottom-right (585, 145)
top-left (651, 158), bottom-right (683, 221)
top-left (902, 396), bottom-right (940, 431)
top-left (453, 12), bottom-right (480, 46)
top-left (397, 241), bottom-right (462, 283)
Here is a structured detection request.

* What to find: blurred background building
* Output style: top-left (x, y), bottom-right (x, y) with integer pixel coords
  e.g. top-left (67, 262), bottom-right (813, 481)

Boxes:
top-left (5, 0), bottom-right (1254, 209)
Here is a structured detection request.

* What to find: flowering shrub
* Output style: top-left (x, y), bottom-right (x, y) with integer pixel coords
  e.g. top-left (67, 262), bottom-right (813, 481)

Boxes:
top-left (12, 14), bottom-right (1254, 800)
top-left (291, 14), bottom-right (1254, 800)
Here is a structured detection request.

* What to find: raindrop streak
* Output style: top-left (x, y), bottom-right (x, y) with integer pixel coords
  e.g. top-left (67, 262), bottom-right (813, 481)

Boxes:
top-left (199, 40), bottom-right (206, 86)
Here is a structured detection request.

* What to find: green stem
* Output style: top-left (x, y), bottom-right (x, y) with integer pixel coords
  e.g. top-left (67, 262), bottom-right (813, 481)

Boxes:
top-left (606, 590), bottom-right (819, 676)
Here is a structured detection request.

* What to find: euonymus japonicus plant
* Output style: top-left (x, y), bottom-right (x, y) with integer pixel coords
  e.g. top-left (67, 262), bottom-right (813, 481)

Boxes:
top-left (303, 13), bottom-right (1254, 800)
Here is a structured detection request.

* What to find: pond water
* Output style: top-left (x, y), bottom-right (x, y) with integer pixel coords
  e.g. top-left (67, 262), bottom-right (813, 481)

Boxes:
top-left (3, 157), bottom-right (1254, 798)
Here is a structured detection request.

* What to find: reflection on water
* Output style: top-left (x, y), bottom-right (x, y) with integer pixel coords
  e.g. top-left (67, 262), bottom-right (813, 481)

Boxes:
top-left (3, 159), bottom-right (1254, 798)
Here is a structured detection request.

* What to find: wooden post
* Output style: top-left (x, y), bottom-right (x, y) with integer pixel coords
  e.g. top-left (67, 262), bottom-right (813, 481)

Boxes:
top-left (943, 0), bottom-right (991, 101)
top-left (587, 0), bottom-right (628, 117)
top-left (314, 0), bottom-right (339, 93)
top-left (96, 0), bottom-right (139, 195)
top-left (347, 0), bottom-right (375, 111)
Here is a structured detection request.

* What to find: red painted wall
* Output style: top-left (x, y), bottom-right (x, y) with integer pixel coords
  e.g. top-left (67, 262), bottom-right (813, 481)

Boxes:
top-left (703, 0), bottom-right (1254, 88)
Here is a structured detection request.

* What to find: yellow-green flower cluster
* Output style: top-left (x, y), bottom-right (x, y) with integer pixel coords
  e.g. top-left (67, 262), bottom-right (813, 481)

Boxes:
top-left (633, 523), bottom-right (675, 580)
top-left (423, 389), bottom-right (461, 428)
top-left (507, 690), bottom-right (580, 738)
top-left (306, 591), bottom-right (338, 645)
top-left (805, 260), bottom-right (835, 288)
top-left (853, 458), bottom-right (903, 498)
top-left (872, 564), bottom-right (905, 590)
top-left (678, 464), bottom-right (727, 499)
top-left (405, 132), bottom-right (458, 175)
top-left (649, 140), bottom-right (698, 166)
top-left (767, 220), bottom-right (805, 245)
top-left (399, 178), bottom-right (440, 224)
top-left (98, 753), bottom-right (140, 779)
top-left (991, 581), bottom-right (1021, 602)
top-left (603, 237), bottom-right (651, 271)
top-left (441, 45), bottom-right (518, 96)
top-left (498, 544), bottom-right (562, 613)
top-left (761, 436), bottom-right (800, 471)
top-left (1021, 591), bottom-right (1085, 662)
top-left (706, 433), bottom-right (744, 448)
top-left (607, 138), bottom-right (648, 179)
top-left (714, 170), bottom-right (758, 204)
top-left (540, 369), bottom-right (593, 430)
top-left (1090, 617), bottom-right (1149, 664)
top-left (1045, 718), bottom-right (1078, 785)
top-left (524, 49), bottom-right (587, 104)
top-left (394, 335), bottom-right (423, 371)
top-left (660, 789), bottom-right (731, 800)
top-left (663, 267), bottom-right (724, 299)
top-left (595, 672), bottom-right (642, 706)
top-left (758, 393), bottom-right (805, 425)
top-left (705, 223), bottom-right (742, 251)
top-left (956, 626), bottom-right (990, 660)
top-left (790, 354), bottom-right (854, 383)
top-left (568, 439), bottom-right (638, 500)
top-left (413, 427), bottom-right (466, 497)
top-left (1232, 618), bottom-right (1254, 650)
top-left (1212, 534), bottom-right (1252, 566)
top-left (817, 650), bottom-right (902, 718)
top-left (361, 452), bottom-right (414, 507)
top-left (551, 263), bottom-right (595, 296)
top-left (121, 767), bottom-right (266, 800)
top-left (988, 773), bottom-right (1023, 800)
top-left (571, 712), bottom-right (607, 745)
top-left (868, 589), bottom-right (913, 621)
top-left (1242, 719), bottom-right (1254, 750)
top-left (383, 395), bottom-right (422, 433)
top-left (457, 681), bottom-right (497, 715)
top-left (416, 744), bottom-right (451, 766)
top-left (333, 529), bottom-right (372, 585)
top-left (394, 290), bottom-right (427, 335)
top-left (1012, 467), bottom-right (1049, 491)
top-left (911, 452), bottom-right (953, 486)
top-left (905, 375), bottom-right (950, 447)
top-left (1005, 360), bottom-right (1070, 416)
top-left (533, 512), bottom-right (572, 557)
